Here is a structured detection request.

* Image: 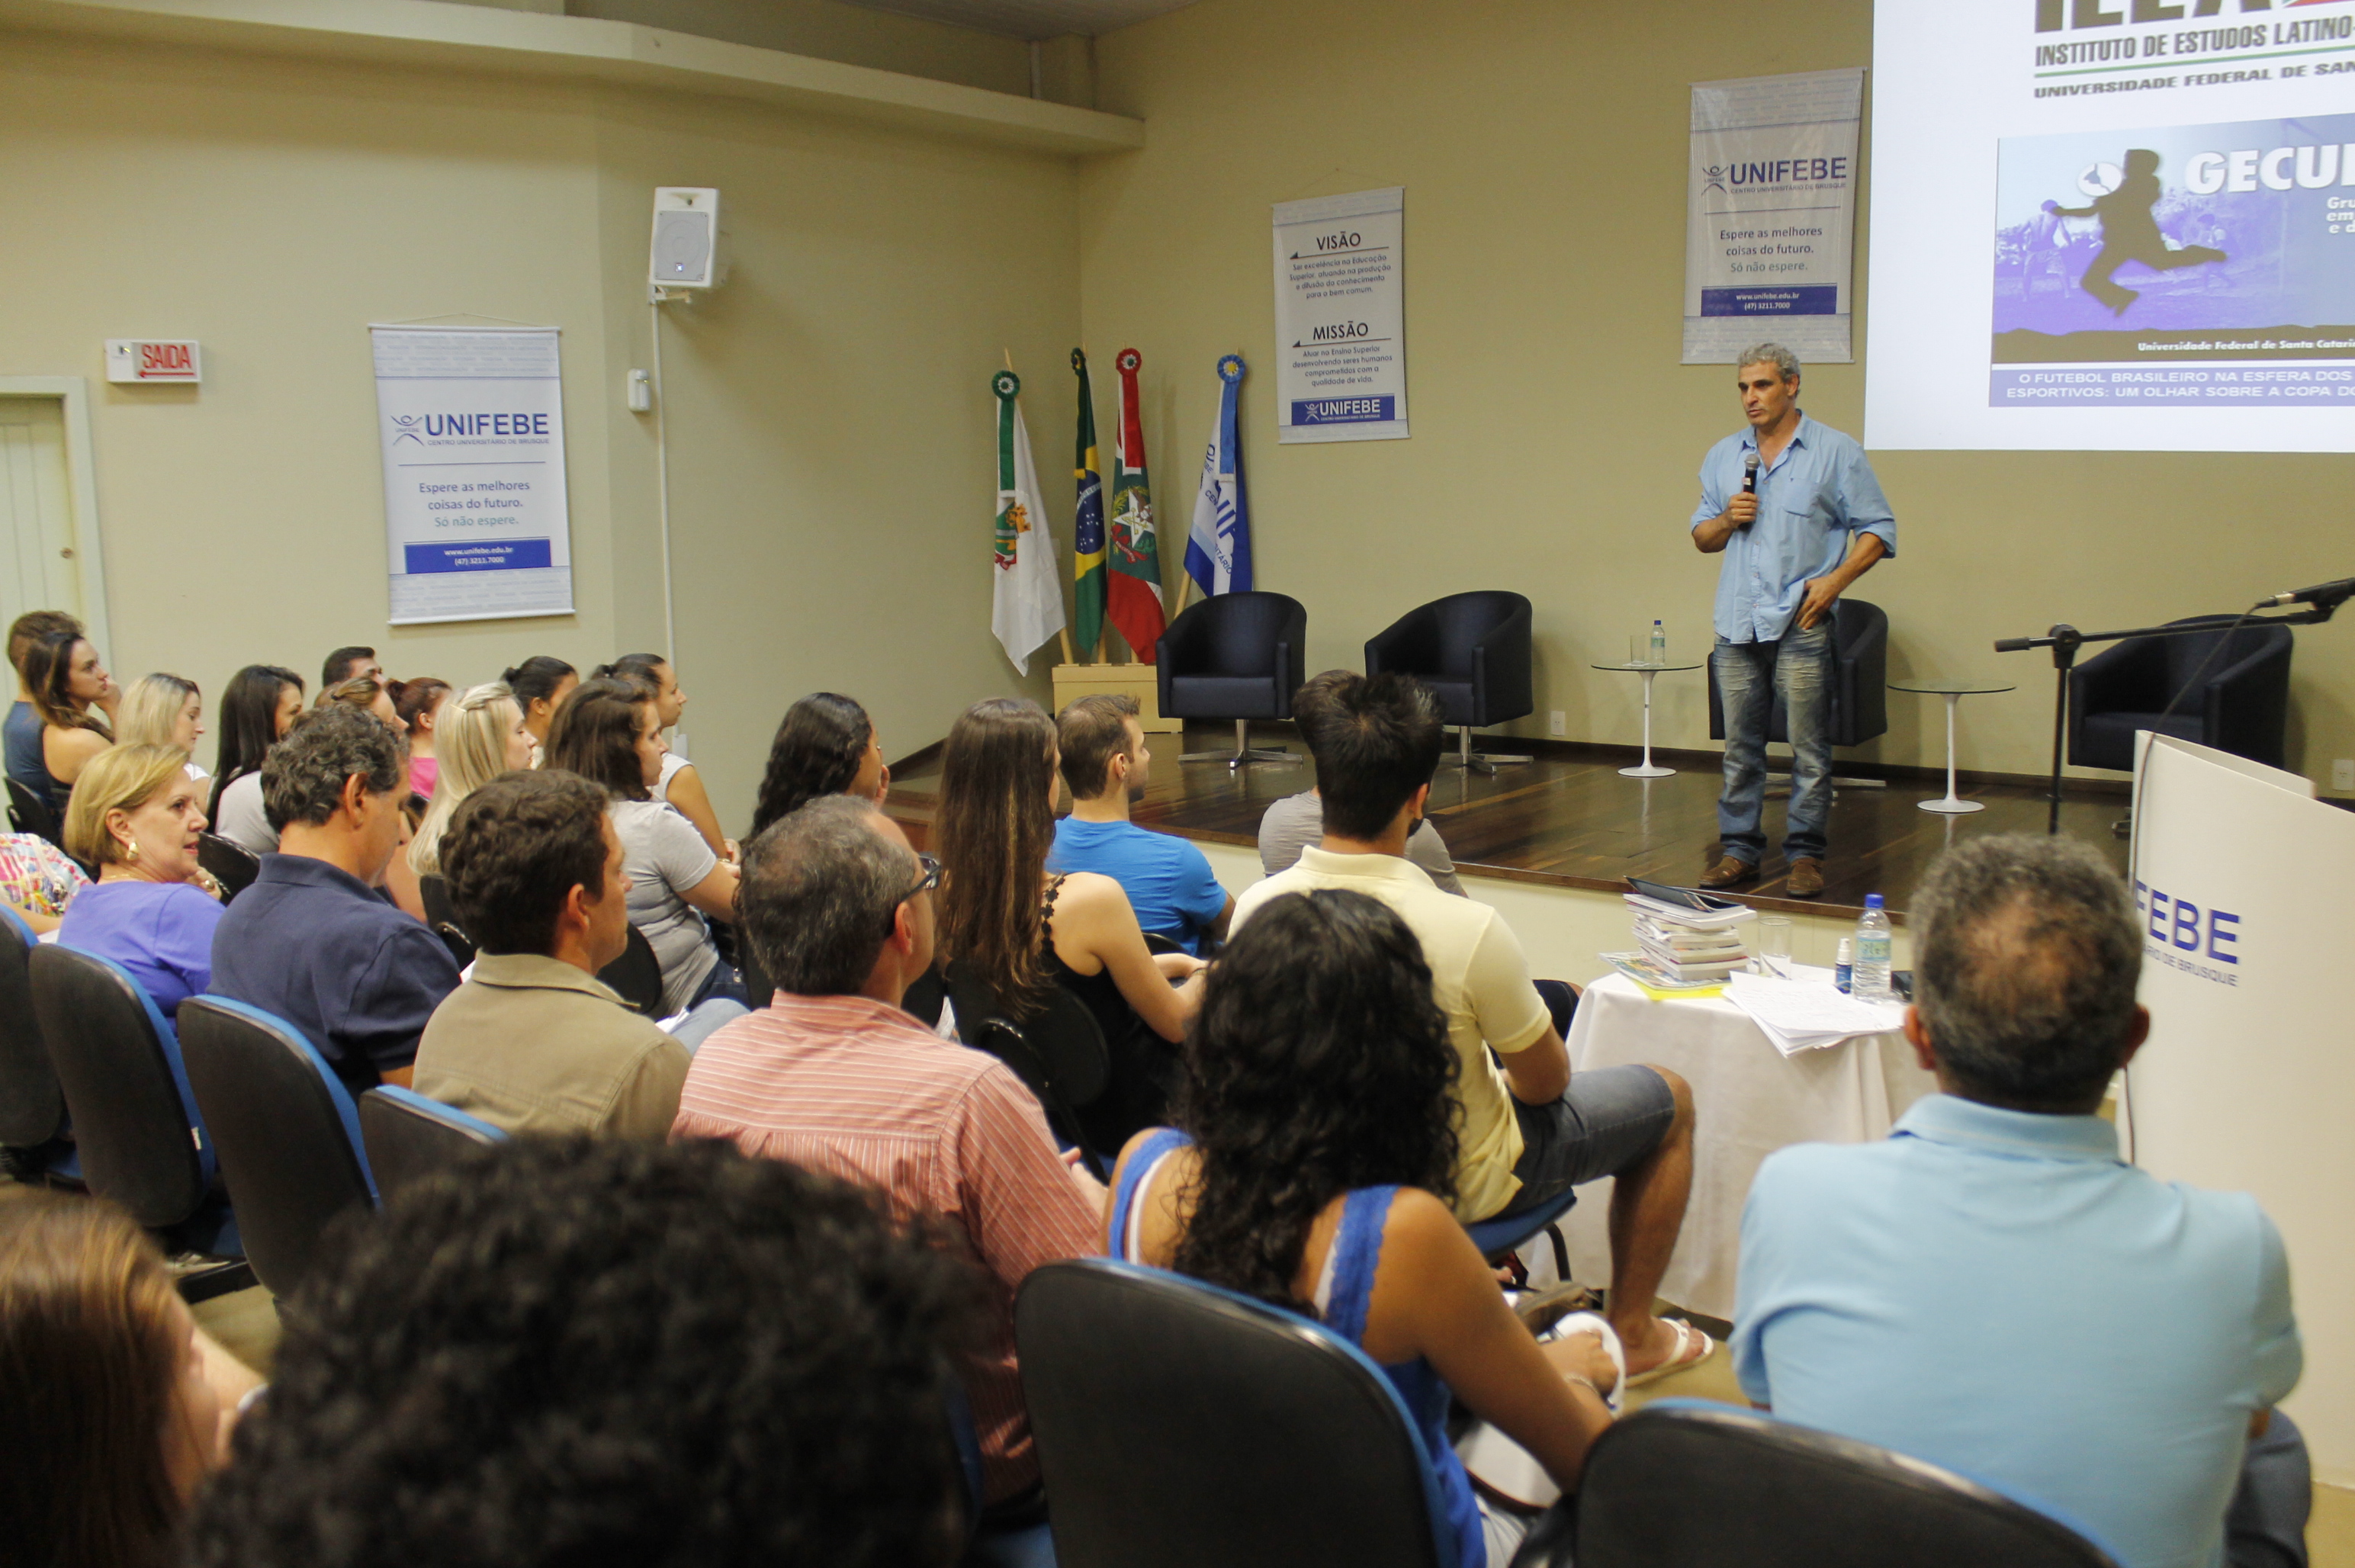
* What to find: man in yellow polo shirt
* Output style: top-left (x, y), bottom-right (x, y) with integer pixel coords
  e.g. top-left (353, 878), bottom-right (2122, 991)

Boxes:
top-left (1232, 670), bottom-right (1709, 1382)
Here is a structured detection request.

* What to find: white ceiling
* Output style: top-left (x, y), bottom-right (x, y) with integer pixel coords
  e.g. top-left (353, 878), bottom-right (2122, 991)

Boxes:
top-left (838, 0), bottom-right (1200, 40)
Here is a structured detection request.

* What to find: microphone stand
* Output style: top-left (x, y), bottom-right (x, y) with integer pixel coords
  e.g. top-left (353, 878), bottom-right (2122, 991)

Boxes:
top-left (1996, 587), bottom-right (2349, 835)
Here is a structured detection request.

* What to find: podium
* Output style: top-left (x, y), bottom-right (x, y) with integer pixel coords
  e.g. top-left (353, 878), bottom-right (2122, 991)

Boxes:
top-left (2123, 734), bottom-right (2355, 1480)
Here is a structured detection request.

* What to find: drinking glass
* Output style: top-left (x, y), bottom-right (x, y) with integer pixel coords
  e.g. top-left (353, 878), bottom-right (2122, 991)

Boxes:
top-left (1754, 916), bottom-right (1794, 977)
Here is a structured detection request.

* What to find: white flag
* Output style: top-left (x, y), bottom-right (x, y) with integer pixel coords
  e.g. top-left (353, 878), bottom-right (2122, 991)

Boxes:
top-left (991, 372), bottom-right (1065, 675)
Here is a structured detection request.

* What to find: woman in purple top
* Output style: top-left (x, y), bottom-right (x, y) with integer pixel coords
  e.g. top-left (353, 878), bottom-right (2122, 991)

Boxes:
top-left (57, 743), bottom-right (224, 1019)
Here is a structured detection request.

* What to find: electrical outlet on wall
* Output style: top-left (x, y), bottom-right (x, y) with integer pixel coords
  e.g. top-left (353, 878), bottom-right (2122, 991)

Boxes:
top-left (1549, 711), bottom-right (1566, 736)
top-left (2333, 758), bottom-right (2354, 792)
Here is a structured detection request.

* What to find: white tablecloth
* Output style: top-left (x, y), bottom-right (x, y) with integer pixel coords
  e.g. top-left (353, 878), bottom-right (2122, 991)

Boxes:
top-left (1553, 973), bottom-right (1936, 1321)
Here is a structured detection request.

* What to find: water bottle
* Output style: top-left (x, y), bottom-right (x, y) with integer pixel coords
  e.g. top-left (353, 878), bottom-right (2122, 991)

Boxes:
top-left (1833, 938), bottom-right (1853, 994)
top-left (1852, 895), bottom-right (1893, 1001)
top-left (1648, 619), bottom-right (1667, 664)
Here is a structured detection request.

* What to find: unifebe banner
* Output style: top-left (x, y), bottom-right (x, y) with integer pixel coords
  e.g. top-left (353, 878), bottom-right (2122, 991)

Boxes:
top-left (1868, 0), bottom-right (2355, 451)
top-left (371, 326), bottom-right (574, 625)
top-left (1683, 69), bottom-right (1865, 365)
top-left (1272, 188), bottom-right (1407, 443)
top-left (2125, 734), bottom-right (2355, 1476)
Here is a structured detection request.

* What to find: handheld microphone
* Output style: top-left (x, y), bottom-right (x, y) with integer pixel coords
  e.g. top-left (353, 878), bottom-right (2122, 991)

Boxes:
top-left (2263, 577), bottom-right (2355, 609)
top-left (1742, 452), bottom-right (1759, 494)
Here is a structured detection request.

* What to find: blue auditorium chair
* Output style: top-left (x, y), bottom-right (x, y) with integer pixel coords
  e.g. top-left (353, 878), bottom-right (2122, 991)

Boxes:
top-left (178, 996), bottom-right (378, 1303)
top-left (358, 1084), bottom-right (508, 1203)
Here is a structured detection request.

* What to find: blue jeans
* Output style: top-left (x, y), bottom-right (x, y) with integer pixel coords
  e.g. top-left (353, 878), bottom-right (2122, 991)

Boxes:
top-left (1712, 619), bottom-right (1833, 865)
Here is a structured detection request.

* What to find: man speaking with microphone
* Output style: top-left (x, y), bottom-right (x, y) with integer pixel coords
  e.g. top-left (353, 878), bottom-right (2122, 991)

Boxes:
top-left (1689, 343), bottom-right (1895, 899)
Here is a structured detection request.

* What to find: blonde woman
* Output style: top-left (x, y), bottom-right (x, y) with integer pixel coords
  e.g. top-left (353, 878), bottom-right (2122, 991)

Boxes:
top-left (0, 1186), bottom-right (262, 1568)
top-left (115, 674), bottom-right (207, 782)
top-left (409, 682), bottom-right (535, 879)
top-left (57, 744), bottom-right (223, 1023)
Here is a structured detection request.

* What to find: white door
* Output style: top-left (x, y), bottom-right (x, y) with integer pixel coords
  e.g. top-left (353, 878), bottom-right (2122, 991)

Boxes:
top-left (0, 397), bottom-right (85, 631)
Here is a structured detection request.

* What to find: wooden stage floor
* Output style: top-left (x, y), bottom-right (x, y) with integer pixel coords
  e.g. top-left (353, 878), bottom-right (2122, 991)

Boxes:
top-left (888, 727), bottom-right (2133, 921)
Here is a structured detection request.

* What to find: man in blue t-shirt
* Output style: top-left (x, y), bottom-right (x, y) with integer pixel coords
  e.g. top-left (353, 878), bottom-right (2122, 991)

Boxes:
top-left (1734, 834), bottom-right (2306, 1568)
top-left (1047, 694), bottom-right (1231, 956)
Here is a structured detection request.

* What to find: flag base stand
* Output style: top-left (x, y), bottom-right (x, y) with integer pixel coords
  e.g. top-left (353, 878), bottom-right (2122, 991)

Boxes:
top-left (1051, 663), bottom-right (1180, 733)
top-left (1182, 719), bottom-right (1300, 770)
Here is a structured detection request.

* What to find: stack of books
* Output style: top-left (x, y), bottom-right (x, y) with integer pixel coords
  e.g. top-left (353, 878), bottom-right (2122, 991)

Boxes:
top-left (1599, 879), bottom-right (1758, 999)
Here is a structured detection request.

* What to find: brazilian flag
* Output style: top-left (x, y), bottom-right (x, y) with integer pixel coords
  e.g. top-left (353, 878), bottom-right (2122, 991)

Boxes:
top-left (1071, 348), bottom-right (1106, 660)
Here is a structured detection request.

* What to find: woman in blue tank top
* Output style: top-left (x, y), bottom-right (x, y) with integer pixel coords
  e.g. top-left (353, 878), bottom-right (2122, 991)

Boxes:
top-left (1107, 888), bottom-right (1616, 1568)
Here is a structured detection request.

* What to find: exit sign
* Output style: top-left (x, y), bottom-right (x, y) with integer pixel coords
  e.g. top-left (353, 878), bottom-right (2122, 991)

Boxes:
top-left (105, 340), bottom-right (201, 384)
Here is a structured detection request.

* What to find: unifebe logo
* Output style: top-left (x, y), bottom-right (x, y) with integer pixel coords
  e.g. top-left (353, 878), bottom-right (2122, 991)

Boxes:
top-left (389, 415), bottom-right (423, 447)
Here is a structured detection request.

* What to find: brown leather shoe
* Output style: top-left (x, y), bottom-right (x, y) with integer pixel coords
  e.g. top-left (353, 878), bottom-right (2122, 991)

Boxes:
top-left (1786, 857), bottom-right (1825, 898)
top-left (1698, 856), bottom-right (1757, 889)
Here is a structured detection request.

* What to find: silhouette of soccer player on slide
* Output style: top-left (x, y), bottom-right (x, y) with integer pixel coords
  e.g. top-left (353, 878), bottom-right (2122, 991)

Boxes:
top-left (2043, 149), bottom-right (2226, 316)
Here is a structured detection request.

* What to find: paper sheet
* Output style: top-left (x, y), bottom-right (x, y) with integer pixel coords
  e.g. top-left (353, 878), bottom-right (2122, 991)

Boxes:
top-left (1724, 970), bottom-right (1906, 1056)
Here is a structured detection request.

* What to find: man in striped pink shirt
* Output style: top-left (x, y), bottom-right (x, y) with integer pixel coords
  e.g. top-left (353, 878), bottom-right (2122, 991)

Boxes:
top-left (673, 795), bottom-right (1100, 1512)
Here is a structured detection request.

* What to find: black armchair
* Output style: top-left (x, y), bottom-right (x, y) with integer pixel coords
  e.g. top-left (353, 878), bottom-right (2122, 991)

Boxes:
top-left (1708, 598), bottom-right (1890, 749)
top-left (1156, 591), bottom-right (1308, 767)
top-left (1364, 591), bottom-right (1536, 773)
top-left (2068, 615), bottom-right (2292, 773)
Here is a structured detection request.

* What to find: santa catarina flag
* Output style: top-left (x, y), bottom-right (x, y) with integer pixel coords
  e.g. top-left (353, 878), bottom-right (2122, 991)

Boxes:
top-left (1184, 354), bottom-right (1252, 597)
top-left (1071, 349), bottom-right (1107, 660)
top-left (1107, 347), bottom-right (1168, 660)
top-left (991, 369), bottom-right (1065, 676)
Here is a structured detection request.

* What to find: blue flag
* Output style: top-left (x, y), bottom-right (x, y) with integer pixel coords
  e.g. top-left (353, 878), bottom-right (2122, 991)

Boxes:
top-left (1184, 354), bottom-right (1251, 596)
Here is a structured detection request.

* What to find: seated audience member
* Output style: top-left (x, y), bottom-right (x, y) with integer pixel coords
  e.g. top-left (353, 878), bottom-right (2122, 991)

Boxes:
top-left (208, 665), bottom-right (306, 856)
top-left (594, 653), bottom-right (731, 859)
top-left (545, 676), bottom-right (740, 1014)
top-left (208, 703), bottom-right (460, 1092)
top-left (185, 1139), bottom-right (981, 1568)
top-left (5, 609), bottom-right (82, 796)
top-left (1114, 889), bottom-right (1616, 1566)
top-left (21, 628), bottom-right (117, 815)
top-left (413, 772), bottom-right (689, 1139)
top-left (675, 794), bottom-right (1096, 1512)
top-left (501, 655), bottom-right (579, 762)
top-left (747, 691), bottom-right (889, 840)
top-left (1261, 672), bottom-right (1463, 892)
top-left (59, 745), bottom-right (223, 1020)
top-left (935, 698), bottom-right (1203, 1152)
top-left (0, 1185), bottom-right (263, 1568)
top-left (309, 676), bottom-right (426, 918)
top-left (1049, 694), bottom-right (1232, 954)
top-left (387, 677), bottom-right (451, 800)
top-left (1734, 834), bottom-right (2307, 1568)
top-left (1234, 671), bottom-right (1704, 1380)
top-left (408, 681), bottom-right (535, 879)
top-left (0, 830), bottom-right (88, 935)
top-left (115, 673), bottom-right (208, 782)
top-left (320, 645), bottom-right (381, 690)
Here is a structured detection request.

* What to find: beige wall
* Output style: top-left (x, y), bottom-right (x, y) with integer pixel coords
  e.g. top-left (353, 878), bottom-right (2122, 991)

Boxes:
top-left (0, 29), bottom-right (1075, 834)
top-left (1079, 0), bottom-right (2355, 797)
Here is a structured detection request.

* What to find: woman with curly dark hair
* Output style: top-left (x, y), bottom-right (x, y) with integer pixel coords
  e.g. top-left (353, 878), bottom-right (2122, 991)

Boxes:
top-left (1110, 888), bottom-right (1616, 1566)
top-left (747, 691), bottom-right (888, 840)
top-left (183, 1138), bottom-right (985, 1568)
top-left (933, 697), bottom-right (1202, 1151)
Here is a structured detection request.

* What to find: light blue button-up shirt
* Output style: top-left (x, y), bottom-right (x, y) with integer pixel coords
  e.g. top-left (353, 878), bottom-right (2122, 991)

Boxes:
top-left (1733, 1093), bottom-right (2300, 1568)
top-left (1690, 413), bottom-right (1896, 644)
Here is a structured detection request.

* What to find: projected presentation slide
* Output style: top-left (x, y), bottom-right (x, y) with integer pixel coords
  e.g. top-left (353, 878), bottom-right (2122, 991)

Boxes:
top-left (1868, 0), bottom-right (2355, 451)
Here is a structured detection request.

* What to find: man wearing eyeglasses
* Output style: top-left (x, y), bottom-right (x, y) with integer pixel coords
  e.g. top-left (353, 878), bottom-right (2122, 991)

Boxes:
top-left (673, 794), bottom-right (1100, 1520)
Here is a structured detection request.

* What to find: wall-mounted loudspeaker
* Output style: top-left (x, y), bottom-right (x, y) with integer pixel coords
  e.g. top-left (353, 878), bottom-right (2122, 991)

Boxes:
top-left (650, 188), bottom-right (721, 289)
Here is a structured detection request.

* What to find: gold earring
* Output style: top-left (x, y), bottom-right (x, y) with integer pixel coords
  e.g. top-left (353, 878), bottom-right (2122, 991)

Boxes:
top-left (127, 840), bottom-right (140, 863)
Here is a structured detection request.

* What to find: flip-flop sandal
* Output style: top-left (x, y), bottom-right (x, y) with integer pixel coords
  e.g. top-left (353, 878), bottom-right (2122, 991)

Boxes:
top-left (1623, 1318), bottom-right (1716, 1388)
